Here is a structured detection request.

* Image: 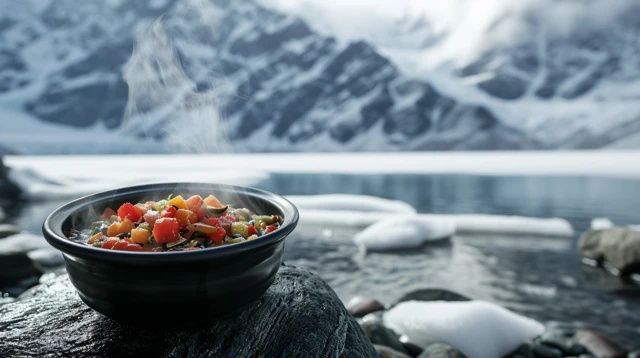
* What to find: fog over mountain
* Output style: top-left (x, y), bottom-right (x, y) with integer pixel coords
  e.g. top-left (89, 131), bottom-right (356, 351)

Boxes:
top-left (1, 0), bottom-right (639, 153)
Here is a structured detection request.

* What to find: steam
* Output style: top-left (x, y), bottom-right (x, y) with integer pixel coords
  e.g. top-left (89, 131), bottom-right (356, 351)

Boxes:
top-left (121, 15), bottom-right (229, 153)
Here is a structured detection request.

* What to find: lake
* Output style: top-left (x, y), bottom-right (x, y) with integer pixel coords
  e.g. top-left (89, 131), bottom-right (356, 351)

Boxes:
top-left (3, 173), bottom-right (640, 348)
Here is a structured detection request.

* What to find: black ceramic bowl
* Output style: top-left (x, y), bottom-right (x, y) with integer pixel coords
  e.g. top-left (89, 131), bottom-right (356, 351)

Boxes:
top-left (43, 183), bottom-right (298, 323)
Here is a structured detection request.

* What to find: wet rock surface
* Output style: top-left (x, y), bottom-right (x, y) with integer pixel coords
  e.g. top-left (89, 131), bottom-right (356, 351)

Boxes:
top-left (579, 228), bottom-right (640, 275)
top-left (348, 296), bottom-right (386, 317)
top-left (418, 343), bottom-right (465, 358)
top-left (0, 265), bottom-right (376, 357)
top-left (0, 157), bottom-right (20, 199)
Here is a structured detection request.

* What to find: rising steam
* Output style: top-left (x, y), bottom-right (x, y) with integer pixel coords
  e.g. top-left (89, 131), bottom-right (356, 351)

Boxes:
top-left (121, 16), bottom-right (229, 153)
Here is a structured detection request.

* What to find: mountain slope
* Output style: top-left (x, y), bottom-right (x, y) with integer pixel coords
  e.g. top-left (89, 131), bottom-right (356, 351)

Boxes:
top-left (0, 0), bottom-right (547, 153)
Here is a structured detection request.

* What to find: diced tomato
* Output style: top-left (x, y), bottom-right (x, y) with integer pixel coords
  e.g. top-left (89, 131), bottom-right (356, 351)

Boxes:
top-left (175, 209), bottom-right (198, 228)
top-left (101, 207), bottom-right (116, 219)
top-left (101, 237), bottom-right (120, 249)
top-left (117, 203), bottom-right (143, 222)
top-left (144, 210), bottom-right (161, 226)
top-left (264, 225), bottom-right (277, 234)
top-left (185, 195), bottom-right (204, 212)
top-left (161, 206), bottom-right (177, 218)
top-left (207, 227), bottom-right (226, 245)
top-left (247, 224), bottom-right (257, 236)
top-left (203, 195), bottom-right (224, 208)
top-left (153, 217), bottom-right (180, 244)
top-left (202, 217), bottom-right (219, 227)
top-left (112, 240), bottom-right (130, 250)
top-left (122, 243), bottom-right (143, 251)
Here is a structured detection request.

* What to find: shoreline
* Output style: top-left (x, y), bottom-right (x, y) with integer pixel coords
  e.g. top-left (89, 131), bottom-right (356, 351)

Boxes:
top-left (5, 150), bottom-right (640, 178)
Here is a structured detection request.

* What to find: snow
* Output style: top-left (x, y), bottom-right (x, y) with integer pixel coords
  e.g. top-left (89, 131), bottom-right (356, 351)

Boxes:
top-left (287, 194), bottom-right (415, 214)
top-left (591, 217), bottom-right (614, 230)
top-left (384, 300), bottom-right (544, 358)
top-left (353, 216), bottom-right (455, 251)
top-left (6, 160), bottom-right (268, 200)
top-left (300, 212), bottom-right (573, 237)
top-left (0, 233), bottom-right (48, 254)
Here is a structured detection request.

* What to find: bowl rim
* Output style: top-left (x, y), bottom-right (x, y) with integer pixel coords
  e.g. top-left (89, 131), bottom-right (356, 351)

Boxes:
top-left (42, 182), bottom-right (298, 263)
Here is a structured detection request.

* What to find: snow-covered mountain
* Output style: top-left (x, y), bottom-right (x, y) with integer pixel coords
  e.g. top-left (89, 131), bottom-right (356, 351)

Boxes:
top-left (0, 0), bottom-right (638, 153)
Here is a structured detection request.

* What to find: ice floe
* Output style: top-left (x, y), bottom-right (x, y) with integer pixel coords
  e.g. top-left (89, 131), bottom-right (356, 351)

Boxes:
top-left (353, 216), bottom-right (455, 251)
top-left (384, 300), bottom-right (544, 358)
top-left (591, 217), bottom-right (614, 230)
top-left (287, 194), bottom-right (415, 214)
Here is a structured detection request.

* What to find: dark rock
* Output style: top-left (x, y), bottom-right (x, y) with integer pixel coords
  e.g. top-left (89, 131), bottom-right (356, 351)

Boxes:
top-left (508, 343), bottom-right (534, 358)
top-left (574, 329), bottom-right (627, 358)
top-left (627, 350), bottom-right (640, 358)
top-left (418, 343), bottom-right (465, 358)
top-left (539, 329), bottom-right (586, 355)
top-left (0, 233), bottom-right (49, 285)
top-left (0, 157), bottom-right (21, 199)
top-left (375, 344), bottom-right (413, 358)
top-left (400, 339), bottom-right (425, 357)
top-left (0, 224), bottom-right (20, 239)
top-left (476, 72), bottom-right (528, 100)
top-left (348, 297), bottom-right (386, 318)
top-left (359, 314), bottom-right (409, 354)
top-left (394, 288), bottom-right (470, 305)
top-left (0, 266), bottom-right (376, 357)
top-left (579, 228), bottom-right (640, 275)
top-left (531, 343), bottom-right (563, 358)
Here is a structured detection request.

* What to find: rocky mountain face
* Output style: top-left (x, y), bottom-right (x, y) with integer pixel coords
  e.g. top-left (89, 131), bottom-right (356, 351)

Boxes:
top-left (3, 0), bottom-right (638, 152)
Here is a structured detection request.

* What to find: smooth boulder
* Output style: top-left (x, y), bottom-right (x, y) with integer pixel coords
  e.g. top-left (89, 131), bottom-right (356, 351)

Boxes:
top-left (579, 228), bottom-right (640, 274)
top-left (0, 265), bottom-right (376, 357)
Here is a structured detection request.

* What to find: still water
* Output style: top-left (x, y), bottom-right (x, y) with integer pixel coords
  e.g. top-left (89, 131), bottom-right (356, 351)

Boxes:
top-left (5, 173), bottom-right (640, 348)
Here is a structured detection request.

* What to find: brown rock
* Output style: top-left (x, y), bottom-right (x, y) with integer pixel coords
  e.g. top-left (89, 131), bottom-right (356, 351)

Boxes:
top-left (574, 329), bottom-right (627, 358)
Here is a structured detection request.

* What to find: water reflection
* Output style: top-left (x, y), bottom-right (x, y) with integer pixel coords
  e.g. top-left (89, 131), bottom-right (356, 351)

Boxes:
top-left (262, 173), bottom-right (640, 232)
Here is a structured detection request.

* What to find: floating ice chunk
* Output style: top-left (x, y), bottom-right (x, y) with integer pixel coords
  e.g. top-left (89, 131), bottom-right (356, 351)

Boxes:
top-left (353, 216), bottom-right (455, 251)
top-left (287, 194), bottom-right (416, 213)
top-left (591, 217), bottom-right (614, 230)
top-left (298, 211), bottom-right (573, 237)
top-left (384, 300), bottom-right (544, 358)
top-left (451, 214), bottom-right (574, 237)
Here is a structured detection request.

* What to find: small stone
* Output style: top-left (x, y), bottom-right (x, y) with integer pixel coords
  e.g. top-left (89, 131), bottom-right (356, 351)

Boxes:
top-left (539, 329), bottom-right (586, 355)
top-left (375, 344), bottom-right (412, 358)
top-left (399, 336), bottom-right (424, 357)
top-left (573, 329), bottom-right (627, 358)
top-left (27, 248), bottom-right (64, 271)
top-left (531, 343), bottom-right (562, 358)
top-left (418, 343), bottom-right (465, 358)
top-left (0, 224), bottom-right (20, 239)
top-left (507, 343), bottom-right (533, 358)
top-left (347, 296), bottom-right (385, 318)
top-left (360, 314), bottom-right (409, 354)
top-left (627, 351), bottom-right (640, 358)
top-left (394, 288), bottom-right (470, 306)
top-left (578, 228), bottom-right (640, 275)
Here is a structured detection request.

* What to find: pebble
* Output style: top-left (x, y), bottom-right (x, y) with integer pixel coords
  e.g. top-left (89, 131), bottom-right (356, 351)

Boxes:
top-left (0, 224), bottom-right (20, 239)
top-left (573, 329), bottom-right (627, 358)
top-left (360, 314), bottom-right (409, 354)
top-left (347, 296), bottom-right (385, 318)
top-left (538, 329), bottom-right (586, 355)
top-left (399, 335), bottom-right (424, 357)
top-left (375, 344), bottom-right (412, 358)
top-left (394, 288), bottom-right (470, 306)
top-left (418, 343), bottom-right (465, 358)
